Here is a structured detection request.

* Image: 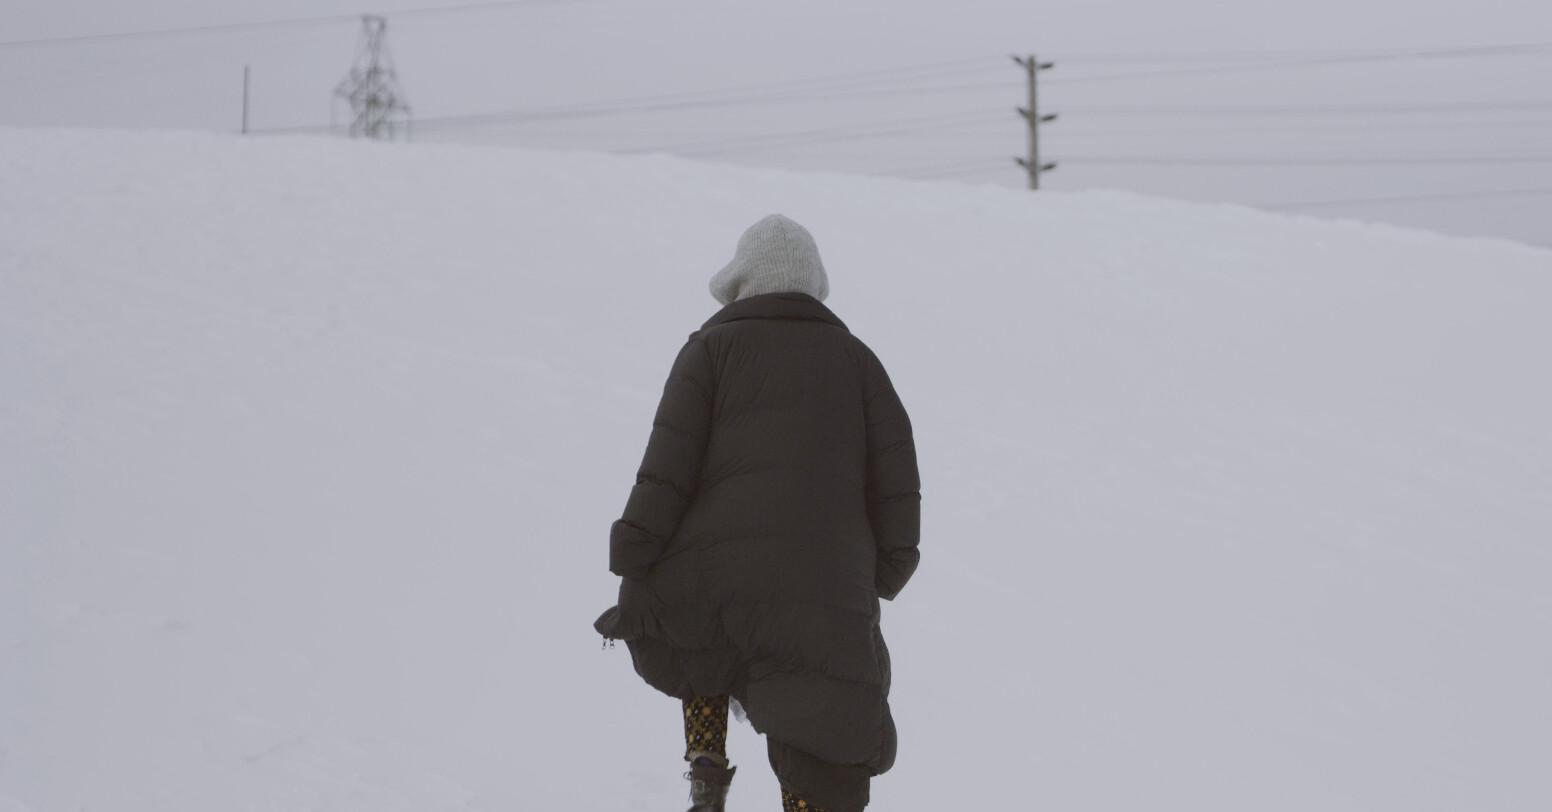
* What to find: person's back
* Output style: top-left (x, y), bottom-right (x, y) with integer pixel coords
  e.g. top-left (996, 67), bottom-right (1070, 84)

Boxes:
top-left (595, 215), bottom-right (920, 812)
top-left (682, 298), bottom-right (881, 602)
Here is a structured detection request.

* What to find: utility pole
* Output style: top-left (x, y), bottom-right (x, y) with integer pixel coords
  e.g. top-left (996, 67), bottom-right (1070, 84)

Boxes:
top-left (332, 15), bottom-right (411, 140)
top-left (241, 64), bottom-right (250, 134)
top-left (1013, 54), bottom-right (1057, 189)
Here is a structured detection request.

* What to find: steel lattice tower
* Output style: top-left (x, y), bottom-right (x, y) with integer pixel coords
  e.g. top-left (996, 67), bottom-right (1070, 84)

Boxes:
top-left (333, 16), bottom-right (411, 140)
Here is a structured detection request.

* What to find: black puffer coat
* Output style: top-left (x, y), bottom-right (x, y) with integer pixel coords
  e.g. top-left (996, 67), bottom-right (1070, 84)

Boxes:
top-left (594, 292), bottom-right (920, 812)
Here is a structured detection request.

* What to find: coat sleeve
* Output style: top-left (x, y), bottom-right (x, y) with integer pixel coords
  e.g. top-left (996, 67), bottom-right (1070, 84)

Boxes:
top-left (864, 351), bottom-right (921, 600)
top-left (609, 336), bottom-right (715, 578)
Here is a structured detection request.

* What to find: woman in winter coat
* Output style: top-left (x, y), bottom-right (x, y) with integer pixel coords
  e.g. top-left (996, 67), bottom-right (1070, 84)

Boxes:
top-left (595, 214), bottom-right (920, 812)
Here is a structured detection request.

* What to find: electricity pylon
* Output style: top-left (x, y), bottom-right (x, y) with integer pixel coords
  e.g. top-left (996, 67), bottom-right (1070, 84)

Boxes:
top-left (333, 15), bottom-right (411, 140)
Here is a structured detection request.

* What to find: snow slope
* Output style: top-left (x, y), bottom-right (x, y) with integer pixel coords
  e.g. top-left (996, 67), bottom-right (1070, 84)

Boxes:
top-left (2, 127), bottom-right (1550, 812)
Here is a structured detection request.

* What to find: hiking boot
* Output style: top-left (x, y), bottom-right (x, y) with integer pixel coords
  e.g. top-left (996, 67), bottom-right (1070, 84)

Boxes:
top-left (685, 758), bottom-right (736, 812)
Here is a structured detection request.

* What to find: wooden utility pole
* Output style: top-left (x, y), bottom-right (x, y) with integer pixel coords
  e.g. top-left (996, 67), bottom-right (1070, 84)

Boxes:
top-left (241, 64), bottom-right (251, 134)
top-left (1013, 54), bottom-right (1057, 189)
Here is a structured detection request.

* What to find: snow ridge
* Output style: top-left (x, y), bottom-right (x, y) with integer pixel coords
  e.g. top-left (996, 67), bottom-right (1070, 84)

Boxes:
top-left (2, 127), bottom-right (1550, 811)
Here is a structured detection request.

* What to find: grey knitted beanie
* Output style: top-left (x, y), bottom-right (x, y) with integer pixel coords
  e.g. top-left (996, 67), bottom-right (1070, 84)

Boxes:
top-left (709, 214), bottom-right (830, 305)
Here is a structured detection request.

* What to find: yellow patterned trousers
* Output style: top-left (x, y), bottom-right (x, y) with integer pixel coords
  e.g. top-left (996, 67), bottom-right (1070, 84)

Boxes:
top-left (682, 695), bottom-right (826, 812)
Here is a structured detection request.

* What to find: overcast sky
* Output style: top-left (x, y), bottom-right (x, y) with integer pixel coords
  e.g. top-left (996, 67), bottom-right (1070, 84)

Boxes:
top-left (4, 0), bottom-right (1550, 246)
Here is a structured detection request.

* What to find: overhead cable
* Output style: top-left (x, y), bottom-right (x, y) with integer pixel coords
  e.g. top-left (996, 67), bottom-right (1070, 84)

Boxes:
top-left (637, 110), bottom-right (1010, 156)
top-left (1050, 43), bottom-right (1552, 84)
top-left (1058, 100), bottom-right (1552, 116)
top-left (1045, 42), bottom-right (1552, 62)
top-left (1262, 187), bottom-right (1552, 208)
top-left (0, 0), bottom-right (601, 50)
top-left (1059, 154), bottom-right (1552, 165)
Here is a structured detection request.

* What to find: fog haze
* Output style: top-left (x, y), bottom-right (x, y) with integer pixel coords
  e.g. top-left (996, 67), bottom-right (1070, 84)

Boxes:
top-left (4, 0), bottom-right (1550, 245)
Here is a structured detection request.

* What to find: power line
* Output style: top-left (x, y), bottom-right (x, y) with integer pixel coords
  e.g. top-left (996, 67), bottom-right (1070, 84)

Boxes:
top-left (42, 54), bottom-right (1002, 136)
top-left (1061, 155), bottom-right (1552, 165)
top-left (417, 83), bottom-right (1014, 126)
top-left (1262, 187), bottom-right (1552, 209)
top-left (1057, 100), bottom-right (1552, 116)
top-left (329, 58), bottom-right (1009, 130)
top-left (0, 13), bottom-right (358, 50)
top-left (13, 24), bottom-right (1540, 57)
top-left (0, 23), bottom-right (338, 90)
top-left (413, 114), bottom-right (1552, 145)
top-left (0, 0), bottom-right (601, 50)
top-left (892, 157), bottom-right (1011, 179)
top-left (890, 153), bottom-right (1552, 177)
top-left (1046, 117), bottom-right (1552, 137)
top-left (263, 85), bottom-right (1009, 135)
top-left (1045, 42), bottom-right (1552, 62)
top-left (631, 110), bottom-right (1008, 156)
top-left (1048, 43), bottom-right (1552, 84)
top-left (342, 89), bottom-right (1552, 135)
top-left (905, 163), bottom-right (1016, 181)
top-left (292, 92), bottom-right (1552, 135)
top-left (375, 96), bottom-right (1552, 138)
top-left (386, 0), bottom-right (606, 20)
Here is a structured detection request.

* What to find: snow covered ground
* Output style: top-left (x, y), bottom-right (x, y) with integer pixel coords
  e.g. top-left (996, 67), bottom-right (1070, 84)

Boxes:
top-left (2, 126), bottom-right (1550, 811)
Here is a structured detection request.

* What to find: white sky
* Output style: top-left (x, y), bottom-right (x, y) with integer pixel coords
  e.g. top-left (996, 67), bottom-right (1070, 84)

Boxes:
top-left (4, 0), bottom-right (1550, 246)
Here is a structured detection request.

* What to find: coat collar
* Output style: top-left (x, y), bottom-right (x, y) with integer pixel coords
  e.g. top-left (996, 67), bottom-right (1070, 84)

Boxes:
top-left (701, 292), bottom-right (849, 332)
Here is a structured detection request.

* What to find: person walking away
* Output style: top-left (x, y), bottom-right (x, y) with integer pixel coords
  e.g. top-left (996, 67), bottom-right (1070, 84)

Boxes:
top-left (594, 214), bottom-right (921, 812)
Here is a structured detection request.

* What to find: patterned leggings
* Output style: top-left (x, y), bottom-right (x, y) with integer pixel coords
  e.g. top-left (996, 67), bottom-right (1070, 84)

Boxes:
top-left (683, 695), bottom-right (825, 812)
top-left (682, 694), bottom-right (731, 761)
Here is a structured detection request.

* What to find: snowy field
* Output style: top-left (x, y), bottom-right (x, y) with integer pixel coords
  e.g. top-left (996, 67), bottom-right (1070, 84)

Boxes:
top-left (3, 126), bottom-right (1550, 811)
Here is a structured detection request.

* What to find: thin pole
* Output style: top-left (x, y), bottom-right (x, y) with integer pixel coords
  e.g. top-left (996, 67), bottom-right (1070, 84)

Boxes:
top-left (1014, 54), bottom-right (1058, 189)
top-left (242, 64), bottom-right (250, 134)
top-left (1026, 55), bottom-right (1038, 189)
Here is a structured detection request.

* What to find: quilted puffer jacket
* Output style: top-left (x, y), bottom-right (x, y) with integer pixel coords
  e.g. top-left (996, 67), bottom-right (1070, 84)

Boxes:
top-left (594, 291), bottom-right (920, 812)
